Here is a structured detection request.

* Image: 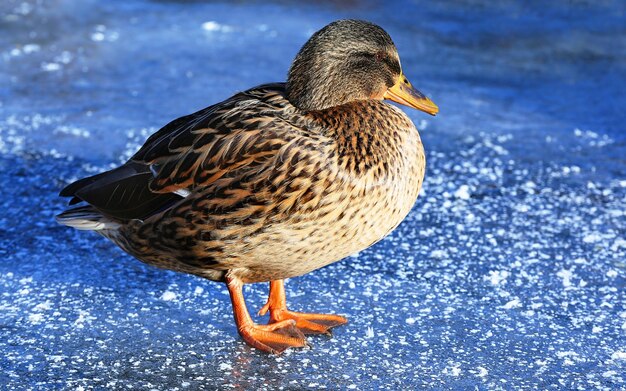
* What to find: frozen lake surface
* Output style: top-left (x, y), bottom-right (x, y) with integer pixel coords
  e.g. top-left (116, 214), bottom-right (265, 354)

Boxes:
top-left (1, 0), bottom-right (625, 389)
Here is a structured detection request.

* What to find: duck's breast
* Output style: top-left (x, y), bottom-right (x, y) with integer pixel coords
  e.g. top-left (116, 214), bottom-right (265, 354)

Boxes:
top-left (233, 103), bottom-right (426, 282)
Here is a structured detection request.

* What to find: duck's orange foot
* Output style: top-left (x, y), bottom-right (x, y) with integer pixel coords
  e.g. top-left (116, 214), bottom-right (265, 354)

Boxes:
top-left (260, 306), bottom-right (348, 335)
top-left (239, 319), bottom-right (308, 354)
top-left (226, 275), bottom-right (308, 354)
top-left (258, 279), bottom-right (348, 335)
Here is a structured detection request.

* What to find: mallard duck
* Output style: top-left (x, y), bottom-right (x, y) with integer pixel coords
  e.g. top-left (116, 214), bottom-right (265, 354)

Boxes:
top-left (57, 19), bottom-right (438, 354)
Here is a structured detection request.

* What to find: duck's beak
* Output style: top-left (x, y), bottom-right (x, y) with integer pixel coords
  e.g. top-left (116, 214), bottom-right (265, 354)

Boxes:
top-left (384, 73), bottom-right (438, 116)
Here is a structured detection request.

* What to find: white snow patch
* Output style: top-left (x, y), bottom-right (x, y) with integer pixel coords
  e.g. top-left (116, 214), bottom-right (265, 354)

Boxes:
top-left (611, 238), bottom-right (626, 251)
top-left (219, 362), bottom-right (232, 371)
top-left (23, 44), bottom-right (40, 54)
top-left (444, 363), bottom-right (462, 376)
top-left (90, 24), bottom-right (119, 42)
top-left (611, 352), bottom-right (626, 360)
top-left (502, 298), bottom-right (522, 309)
top-left (42, 62), bottom-right (61, 72)
top-left (582, 233), bottom-right (602, 243)
top-left (454, 185), bottom-right (471, 200)
top-left (556, 269), bottom-right (574, 288)
top-left (28, 313), bottom-right (44, 324)
top-left (557, 351), bottom-right (581, 366)
top-left (161, 291), bottom-right (177, 301)
top-left (430, 249), bottom-right (447, 259)
top-left (485, 270), bottom-right (509, 286)
top-left (515, 204), bottom-right (530, 213)
top-left (54, 125), bottom-right (90, 138)
top-left (34, 301), bottom-right (52, 311)
top-left (91, 32), bottom-right (105, 41)
top-left (202, 21), bottom-right (233, 33)
top-left (74, 310), bottom-right (95, 328)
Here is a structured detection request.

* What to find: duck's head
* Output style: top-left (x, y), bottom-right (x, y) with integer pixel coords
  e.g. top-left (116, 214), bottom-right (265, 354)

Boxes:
top-left (286, 19), bottom-right (438, 115)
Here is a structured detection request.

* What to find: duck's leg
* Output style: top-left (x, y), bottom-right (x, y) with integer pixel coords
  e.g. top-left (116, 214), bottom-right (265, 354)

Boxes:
top-left (226, 275), bottom-right (308, 354)
top-left (258, 280), bottom-right (348, 335)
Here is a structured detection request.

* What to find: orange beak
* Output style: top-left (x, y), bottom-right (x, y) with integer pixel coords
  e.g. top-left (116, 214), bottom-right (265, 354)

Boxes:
top-left (383, 73), bottom-right (438, 116)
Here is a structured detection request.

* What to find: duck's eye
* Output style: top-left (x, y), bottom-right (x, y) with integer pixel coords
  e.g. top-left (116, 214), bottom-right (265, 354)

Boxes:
top-left (375, 51), bottom-right (387, 62)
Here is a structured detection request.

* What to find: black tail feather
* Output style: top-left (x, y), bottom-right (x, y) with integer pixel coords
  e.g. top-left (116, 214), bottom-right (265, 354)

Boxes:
top-left (59, 162), bottom-right (182, 220)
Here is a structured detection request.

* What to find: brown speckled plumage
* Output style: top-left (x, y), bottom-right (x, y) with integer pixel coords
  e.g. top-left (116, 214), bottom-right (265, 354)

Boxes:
top-left (57, 19), bottom-right (437, 354)
top-left (115, 85), bottom-right (424, 283)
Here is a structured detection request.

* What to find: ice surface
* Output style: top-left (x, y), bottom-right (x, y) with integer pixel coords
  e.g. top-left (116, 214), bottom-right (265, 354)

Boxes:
top-left (1, 0), bottom-right (625, 389)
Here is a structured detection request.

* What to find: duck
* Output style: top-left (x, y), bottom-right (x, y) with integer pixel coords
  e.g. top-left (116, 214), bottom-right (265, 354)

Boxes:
top-left (57, 19), bottom-right (438, 354)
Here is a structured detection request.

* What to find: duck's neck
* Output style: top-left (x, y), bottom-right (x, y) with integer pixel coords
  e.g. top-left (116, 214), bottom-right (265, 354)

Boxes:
top-left (286, 80), bottom-right (359, 112)
top-left (309, 100), bottom-right (414, 177)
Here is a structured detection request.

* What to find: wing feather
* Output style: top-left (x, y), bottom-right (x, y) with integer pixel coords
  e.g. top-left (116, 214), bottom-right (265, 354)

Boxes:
top-left (133, 84), bottom-right (295, 194)
top-left (59, 83), bottom-right (304, 221)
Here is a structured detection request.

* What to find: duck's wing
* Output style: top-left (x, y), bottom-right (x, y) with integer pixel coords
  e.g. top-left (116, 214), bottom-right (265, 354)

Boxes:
top-left (60, 83), bottom-right (294, 220)
top-left (132, 83), bottom-right (292, 195)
